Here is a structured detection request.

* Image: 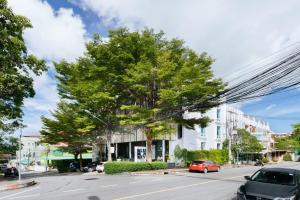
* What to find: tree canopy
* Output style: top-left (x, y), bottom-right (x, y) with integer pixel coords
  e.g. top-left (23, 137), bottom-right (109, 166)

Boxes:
top-left (0, 136), bottom-right (19, 155)
top-left (40, 102), bottom-right (95, 166)
top-left (0, 0), bottom-right (46, 132)
top-left (275, 124), bottom-right (300, 150)
top-left (231, 129), bottom-right (263, 155)
top-left (54, 27), bottom-right (224, 162)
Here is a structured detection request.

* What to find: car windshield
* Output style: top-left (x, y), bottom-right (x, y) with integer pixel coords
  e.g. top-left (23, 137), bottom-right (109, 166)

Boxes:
top-left (192, 161), bottom-right (205, 164)
top-left (251, 170), bottom-right (295, 186)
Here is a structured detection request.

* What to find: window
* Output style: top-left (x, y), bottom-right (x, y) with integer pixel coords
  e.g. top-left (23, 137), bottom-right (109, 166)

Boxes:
top-left (252, 170), bottom-right (295, 186)
top-left (217, 109), bottom-right (221, 120)
top-left (217, 143), bottom-right (221, 149)
top-left (178, 125), bottom-right (183, 139)
top-left (200, 127), bottom-right (206, 136)
top-left (201, 142), bottom-right (206, 150)
top-left (217, 126), bottom-right (221, 138)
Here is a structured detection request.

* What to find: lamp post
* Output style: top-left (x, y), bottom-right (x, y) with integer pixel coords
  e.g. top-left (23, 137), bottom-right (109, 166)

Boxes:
top-left (18, 128), bottom-right (22, 182)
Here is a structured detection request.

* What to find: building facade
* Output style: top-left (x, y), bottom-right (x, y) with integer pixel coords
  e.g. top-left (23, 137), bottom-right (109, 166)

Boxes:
top-left (109, 104), bottom-right (273, 162)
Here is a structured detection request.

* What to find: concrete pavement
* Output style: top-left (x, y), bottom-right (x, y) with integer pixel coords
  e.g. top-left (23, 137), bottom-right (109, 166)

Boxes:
top-left (0, 162), bottom-right (299, 200)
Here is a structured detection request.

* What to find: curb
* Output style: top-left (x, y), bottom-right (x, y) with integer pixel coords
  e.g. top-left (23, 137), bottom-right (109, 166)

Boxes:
top-left (0, 181), bottom-right (36, 192)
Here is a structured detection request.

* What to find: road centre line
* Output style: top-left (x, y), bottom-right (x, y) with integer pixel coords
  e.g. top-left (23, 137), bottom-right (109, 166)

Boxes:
top-left (113, 175), bottom-right (244, 200)
top-left (0, 187), bottom-right (40, 200)
top-left (63, 188), bottom-right (85, 193)
top-left (8, 193), bottom-right (41, 199)
top-left (101, 184), bottom-right (117, 188)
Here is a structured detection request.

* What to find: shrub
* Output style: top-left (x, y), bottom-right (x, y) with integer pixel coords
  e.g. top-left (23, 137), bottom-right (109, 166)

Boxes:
top-left (104, 162), bottom-right (167, 174)
top-left (283, 154), bottom-right (292, 161)
top-left (52, 160), bottom-right (72, 173)
top-left (262, 157), bottom-right (269, 163)
top-left (187, 149), bottom-right (228, 165)
top-left (272, 157), bottom-right (278, 163)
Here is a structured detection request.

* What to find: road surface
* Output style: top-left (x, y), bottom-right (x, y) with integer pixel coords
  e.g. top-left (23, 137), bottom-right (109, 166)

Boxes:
top-left (0, 162), bottom-right (299, 200)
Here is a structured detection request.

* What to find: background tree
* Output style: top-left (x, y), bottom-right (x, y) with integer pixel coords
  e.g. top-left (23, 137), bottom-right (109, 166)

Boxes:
top-left (231, 129), bottom-right (263, 159)
top-left (0, 136), bottom-right (19, 155)
top-left (275, 123), bottom-right (300, 150)
top-left (0, 0), bottom-right (46, 132)
top-left (40, 102), bottom-right (95, 168)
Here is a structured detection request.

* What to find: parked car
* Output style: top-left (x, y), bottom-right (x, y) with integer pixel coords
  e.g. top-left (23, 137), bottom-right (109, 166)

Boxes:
top-left (0, 163), bottom-right (8, 173)
top-left (69, 161), bottom-right (80, 172)
top-left (237, 168), bottom-right (300, 200)
top-left (189, 160), bottom-right (220, 173)
top-left (83, 161), bottom-right (104, 173)
top-left (96, 162), bottom-right (105, 173)
top-left (4, 167), bottom-right (18, 177)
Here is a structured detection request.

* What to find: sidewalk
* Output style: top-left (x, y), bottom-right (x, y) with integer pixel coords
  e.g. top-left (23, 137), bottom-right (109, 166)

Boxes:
top-left (0, 178), bottom-right (36, 192)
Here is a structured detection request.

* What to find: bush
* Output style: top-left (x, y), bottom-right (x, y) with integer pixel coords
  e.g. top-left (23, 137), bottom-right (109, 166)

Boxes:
top-left (262, 157), bottom-right (269, 163)
top-left (272, 157), bottom-right (278, 163)
top-left (187, 149), bottom-right (228, 165)
top-left (52, 160), bottom-right (72, 173)
top-left (104, 162), bottom-right (167, 174)
top-left (283, 154), bottom-right (292, 161)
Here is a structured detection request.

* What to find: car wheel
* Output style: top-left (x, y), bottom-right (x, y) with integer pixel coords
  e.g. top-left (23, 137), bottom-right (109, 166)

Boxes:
top-left (204, 168), bottom-right (208, 174)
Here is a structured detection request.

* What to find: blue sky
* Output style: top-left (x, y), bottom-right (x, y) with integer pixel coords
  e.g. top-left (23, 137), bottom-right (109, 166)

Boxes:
top-left (7, 0), bottom-right (300, 135)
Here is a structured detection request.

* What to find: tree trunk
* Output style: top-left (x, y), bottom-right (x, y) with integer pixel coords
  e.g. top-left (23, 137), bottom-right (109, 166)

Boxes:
top-left (146, 137), bottom-right (153, 162)
top-left (74, 153), bottom-right (79, 161)
top-left (107, 130), bottom-right (112, 161)
top-left (79, 152), bottom-right (83, 169)
top-left (99, 144), bottom-right (103, 161)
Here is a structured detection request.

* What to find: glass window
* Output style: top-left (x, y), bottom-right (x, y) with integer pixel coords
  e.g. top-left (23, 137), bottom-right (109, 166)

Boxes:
top-left (217, 126), bottom-right (221, 138)
top-left (178, 125), bottom-right (183, 139)
top-left (200, 127), bottom-right (206, 136)
top-left (201, 142), bottom-right (206, 150)
top-left (252, 170), bottom-right (295, 186)
top-left (217, 109), bottom-right (221, 119)
top-left (192, 161), bottom-right (205, 165)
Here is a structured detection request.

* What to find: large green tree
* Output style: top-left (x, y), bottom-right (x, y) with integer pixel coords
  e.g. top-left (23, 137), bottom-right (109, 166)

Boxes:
top-left (0, 0), bottom-right (46, 132)
top-left (231, 129), bottom-right (263, 157)
top-left (40, 102), bottom-right (95, 167)
top-left (55, 28), bottom-right (224, 162)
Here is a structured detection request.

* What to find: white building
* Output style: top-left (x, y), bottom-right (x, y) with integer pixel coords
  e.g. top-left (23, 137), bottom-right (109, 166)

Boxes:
top-left (16, 136), bottom-right (45, 165)
top-left (110, 104), bottom-right (272, 162)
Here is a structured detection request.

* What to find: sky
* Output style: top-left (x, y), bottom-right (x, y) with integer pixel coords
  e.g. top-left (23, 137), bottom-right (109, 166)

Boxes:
top-left (6, 0), bottom-right (300, 135)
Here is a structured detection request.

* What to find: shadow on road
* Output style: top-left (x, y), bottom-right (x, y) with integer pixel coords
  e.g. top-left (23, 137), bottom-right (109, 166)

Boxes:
top-left (88, 196), bottom-right (100, 200)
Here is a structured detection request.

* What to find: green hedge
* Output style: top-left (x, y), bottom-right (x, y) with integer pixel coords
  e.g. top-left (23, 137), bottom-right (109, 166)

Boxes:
top-left (283, 154), bottom-right (292, 161)
top-left (187, 149), bottom-right (228, 165)
top-left (104, 162), bottom-right (167, 174)
top-left (51, 159), bottom-right (91, 173)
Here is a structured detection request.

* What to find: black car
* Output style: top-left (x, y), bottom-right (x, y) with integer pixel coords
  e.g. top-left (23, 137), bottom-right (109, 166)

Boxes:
top-left (237, 168), bottom-right (300, 200)
top-left (69, 161), bottom-right (80, 172)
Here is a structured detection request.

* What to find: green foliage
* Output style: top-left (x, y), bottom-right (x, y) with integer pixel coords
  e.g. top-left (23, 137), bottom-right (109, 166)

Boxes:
top-left (187, 149), bottom-right (228, 165)
top-left (262, 157), bottom-right (269, 163)
top-left (104, 161), bottom-right (167, 174)
top-left (174, 145), bottom-right (183, 159)
top-left (283, 154), bottom-right (292, 161)
top-left (0, 136), bottom-right (19, 154)
top-left (40, 102), bottom-right (95, 166)
top-left (0, 0), bottom-right (46, 132)
top-left (275, 124), bottom-right (300, 150)
top-left (231, 129), bottom-right (263, 156)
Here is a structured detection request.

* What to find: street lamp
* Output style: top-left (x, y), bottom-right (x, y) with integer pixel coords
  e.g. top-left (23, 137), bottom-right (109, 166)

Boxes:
top-left (81, 109), bottom-right (107, 126)
top-left (18, 128), bottom-right (22, 182)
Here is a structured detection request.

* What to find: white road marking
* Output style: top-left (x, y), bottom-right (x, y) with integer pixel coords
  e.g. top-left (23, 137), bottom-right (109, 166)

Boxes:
top-left (63, 188), bottom-right (85, 193)
top-left (0, 187), bottom-right (40, 200)
top-left (8, 193), bottom-right (40, 199)
top-left (113, 175), bottom-right (244, 200)
top-left (129, 181), bottom-right (142, 184)
top-left (101, 184), bottom-right (117, 188)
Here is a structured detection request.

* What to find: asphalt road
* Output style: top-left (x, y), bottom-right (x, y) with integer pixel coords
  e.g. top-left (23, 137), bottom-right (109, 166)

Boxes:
top-left (1, 162), bottom-right (300, 200)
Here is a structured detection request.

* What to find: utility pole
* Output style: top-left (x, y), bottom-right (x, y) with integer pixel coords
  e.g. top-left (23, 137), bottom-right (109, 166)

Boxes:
top-left (18, 128), bottom-right (22, 182)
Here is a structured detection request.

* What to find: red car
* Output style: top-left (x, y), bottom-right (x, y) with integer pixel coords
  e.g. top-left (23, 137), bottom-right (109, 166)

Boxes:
top-left (189, 160), bottom-right (220, 173)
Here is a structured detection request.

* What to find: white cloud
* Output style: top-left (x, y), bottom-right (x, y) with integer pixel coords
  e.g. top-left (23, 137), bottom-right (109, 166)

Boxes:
top-left (7, 0), bottom-right (88, 135)
top-left (73, 0), bottom-right (300, 78)
top-left (8, 0), bottom-right (87, 62)
top-left (265, 104), bottom-right (276, 111)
